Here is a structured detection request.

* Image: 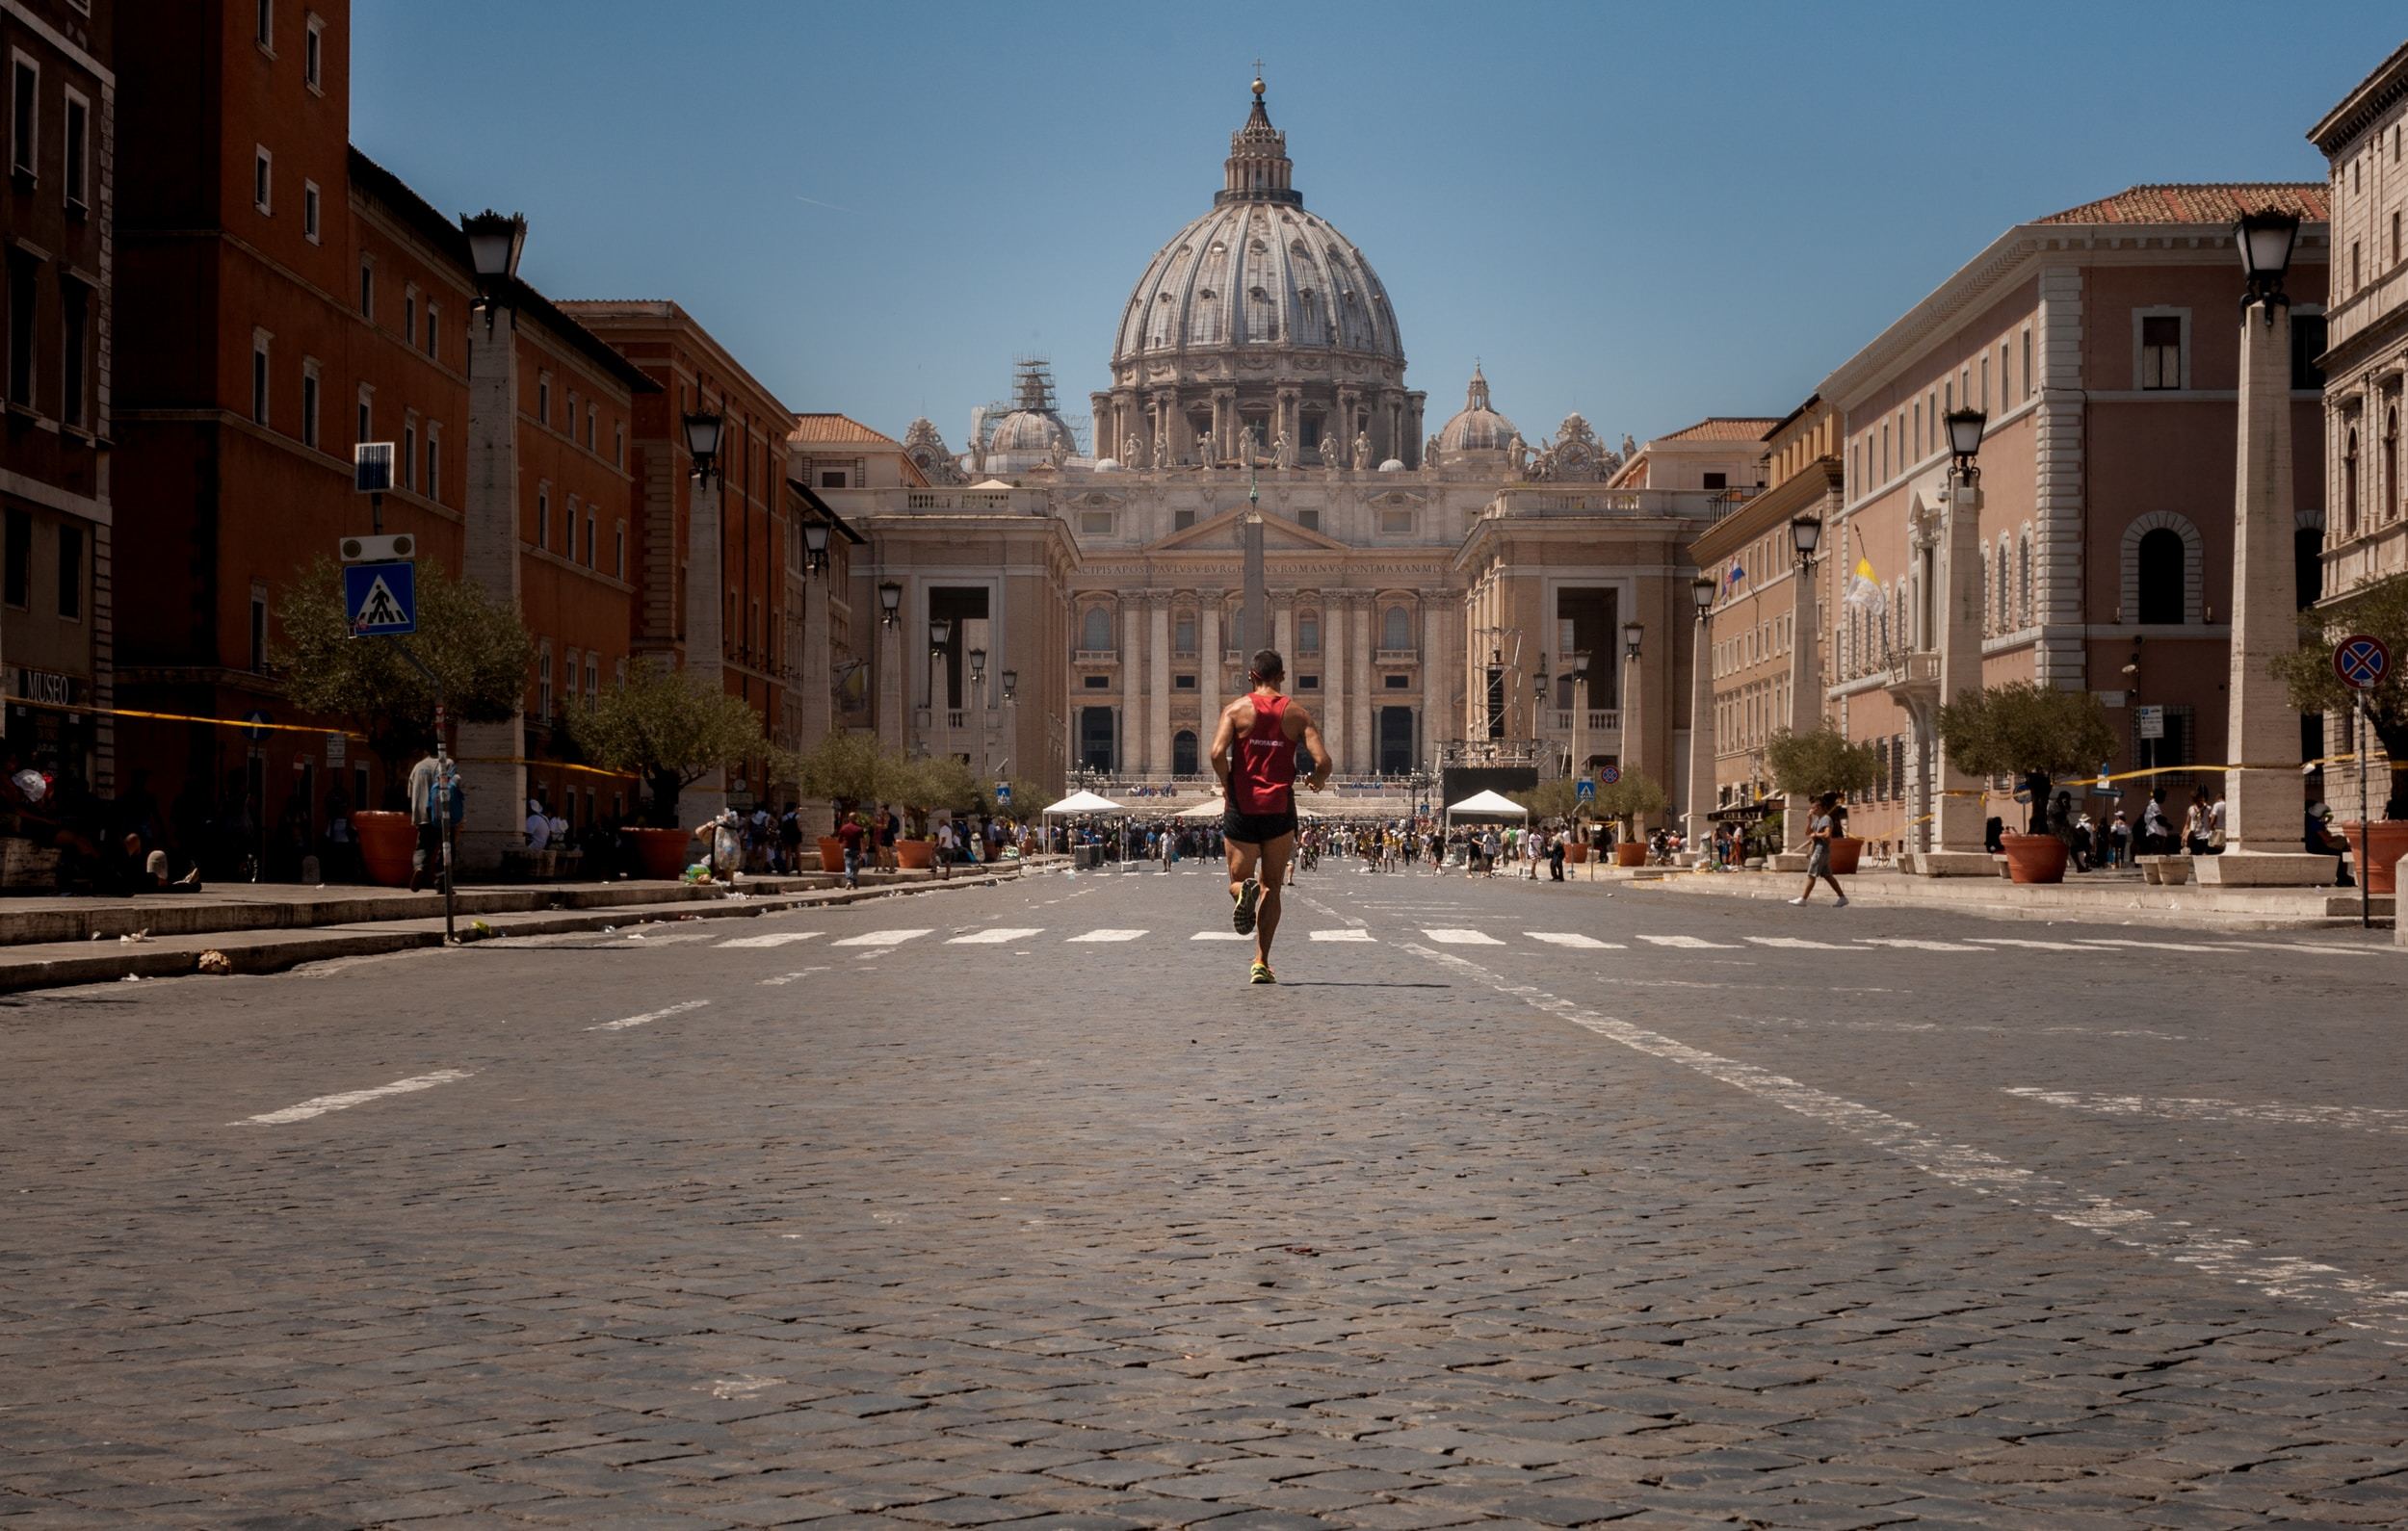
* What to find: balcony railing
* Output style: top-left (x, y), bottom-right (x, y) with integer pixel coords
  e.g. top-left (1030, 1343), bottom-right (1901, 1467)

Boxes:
top-left (1072, 649), bottom-right (1117, 664)
top-left (1547, 709), bottom-right (1621, 732)
top-left (1373, 648), bottom-right (1419, 663)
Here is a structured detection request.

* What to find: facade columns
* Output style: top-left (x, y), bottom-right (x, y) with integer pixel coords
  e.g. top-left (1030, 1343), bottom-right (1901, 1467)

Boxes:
top-left (1197, 593), bottom-right (1221, 742)
top-left (1148, 593), bottom-right (1172, 774)
top-left (1422, 600), bottom-right (1450, 770)
top-left (456, 305), bottom-right (523, 871)
top-left (1121, 601), bottom-right (1143, 776)
top-left (1349, 593), bottom-right (1374, 769)
top-left (1319, 594), bottom-right (1343, 773)
top-left (2200, 295), bottom-right (2329, 884)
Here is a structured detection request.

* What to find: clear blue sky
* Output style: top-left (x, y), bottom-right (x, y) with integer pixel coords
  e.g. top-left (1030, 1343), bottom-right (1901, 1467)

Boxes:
top-left (355, 1), bottom-right (2405, 452)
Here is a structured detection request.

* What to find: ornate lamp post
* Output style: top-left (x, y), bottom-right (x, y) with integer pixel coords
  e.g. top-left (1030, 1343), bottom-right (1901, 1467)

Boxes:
top-left (453, 208), bottom-right (531, 870)
top-left (875, 580), bottom-right (903, 750)
top-left (801, 519), bottom-right (829, 575)
top-left (1571, 648), bottom-right (1592, 812)
top-left (1781, 513), bottom-right (1824, 860)
top-left (1686, 575), bottom-right (1716, 859)
top-left (1911, 405), bottom-right (1993, 872)
top-left (1619, 619), bottom-right (1646, 806)
top-left (2202, 208), bottom-right (2327, 883)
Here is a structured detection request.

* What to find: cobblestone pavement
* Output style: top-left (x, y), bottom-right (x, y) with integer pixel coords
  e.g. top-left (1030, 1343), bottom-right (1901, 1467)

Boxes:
top-left (3, 864), bottom-right (2405, 1528)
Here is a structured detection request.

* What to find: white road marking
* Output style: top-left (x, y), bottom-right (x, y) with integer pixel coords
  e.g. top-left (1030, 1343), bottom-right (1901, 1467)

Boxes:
top-left (2212, 940), bottom-right (2384, 958)
top-left (621, 928), bottom-right (716, 946)
top-left (1737, 1015), bottom-right (2189, 1042)
top-left (950, 927), bottom-right (1045, 945)
top-left (1968, 937), bottom-right (2094, 951)
top-left (1637, 934), bottom-right (1741, 949)
top-left (759, 966), bottom-right (828, 986)
top-left (1745, 935), bottom-right (1863, 950)
top-left (1407, 942), bottom-right (2408, 1344)
top-left (1856, 937), bottom-right (1984, 952)
top-left (233, 1069), bottom-right (474, 1126)
top-left (1422, 928), bottom-right (1505, 946)
top-left (1192, 931), bottom-right (1249, 941)
top-left (1309, 928), bottom-right (1375, 942)
top-left (589, 999), bottom-right (712, 1031)
top-left (1066, 928), bottom-right (1147, 943)
top-left (717, 930), bottom-right (824, 948)
top-left (2073, 937), bottom-right (2233, 954)
top-left (831, 928), bottom-right (931, 947)
top-left (2006, 1087), bottom-right (2408, 1135)
top-left (1527, 932), bottom-right (1622, 948)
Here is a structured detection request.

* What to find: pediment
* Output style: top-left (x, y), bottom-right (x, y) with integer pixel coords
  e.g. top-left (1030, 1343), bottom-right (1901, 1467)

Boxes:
top-left (1148, 504), bottom-right (1350, 554)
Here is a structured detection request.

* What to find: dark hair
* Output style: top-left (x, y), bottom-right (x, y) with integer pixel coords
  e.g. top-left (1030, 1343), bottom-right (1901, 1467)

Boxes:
top-left (1816, 791), bottom-right (1840, 810)
top-left (1249, 647), bottom-right (1285, 684)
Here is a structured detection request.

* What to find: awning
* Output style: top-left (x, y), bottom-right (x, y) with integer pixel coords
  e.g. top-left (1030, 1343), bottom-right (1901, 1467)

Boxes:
top-left (1041, 789), bottom-right (1126, 816)
top-left (1445, 790), bottom-right (1529, 817)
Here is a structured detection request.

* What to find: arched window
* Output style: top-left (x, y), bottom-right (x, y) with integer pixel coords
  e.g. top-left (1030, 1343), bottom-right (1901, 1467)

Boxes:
top-left (1082, 607), bottom-right (1112, 653)
top-left (1298, 612), bottom-right (1321, 654)
top-left (1381, 604), bottom-right (1411, 652)
top-left (1978, 546), bottom-right (1990, 635)
top-left (2017, 531), bottom-right (2033, 628)
top-left (1996, 536), bottom-right (2011, 632)
top-left (2387, 408), bottom-right (2399, 527)
top-left (1174, 612), bottom-right (1196, 655)
top-left (2345, 428), bottom-right (2360, 536)
top-left (1172, 730), bottom-right (1199, 777)
top-left (2134, 528), bottom-right (2186, 624)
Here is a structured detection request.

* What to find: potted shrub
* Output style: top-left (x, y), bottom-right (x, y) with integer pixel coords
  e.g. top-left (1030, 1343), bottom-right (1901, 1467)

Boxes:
top-left (1595, 771), bottom-right (1667, 867)
top-left (2273, 575), bottom-right (2408, 893)
top-left (1765, 726), bottom-right (1883, 874)
top-left (1511, 778), bottom-right (1585, 859)
top-left (797, 732), bottom-right (886, 872)
top-left (275, 558), bottom-right (533, 886)
top-left (1935, 682), bottom-right (2117, 884)
top-left (881, 753), bottom-right (979, 869)
top-left (564, 661), bottom-right (793, 878)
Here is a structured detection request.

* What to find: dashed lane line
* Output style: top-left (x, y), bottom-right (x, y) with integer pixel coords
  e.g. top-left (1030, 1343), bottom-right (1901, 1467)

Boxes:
top-left (1421, 928), bottom-right (1505, 946)
top-left (716, 930), bottom-right (824, 948)
top-left (759, 967), bottom-right (828, 986)
top-left (830, 928), bottom-right (932, 947)
top-left (1857, 937), bottom-right (1985, 953)
top-left (1405, 941), bottom-right (2408, 1345)
top-left (1636, 934), bottom-right (1742, 949)
top-left (2005, 1087), bottom-right (2408, 1135)
top-left (232, 1069), bottom-right (475, 1126)
top-left (949, 927), bottom-right (1045, 945)
top-left (589, 999), bottom-right (712, 1031)
top-left (1526, 932), bottom-right (1622, 949)
top-left (1746, 935), bottom-right (1866, 950)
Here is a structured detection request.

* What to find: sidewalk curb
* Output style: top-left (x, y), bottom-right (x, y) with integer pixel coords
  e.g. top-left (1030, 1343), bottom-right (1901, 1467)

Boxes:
top-left (1609, 869), bottom-right (2394, 932)
top-left (1, 867), bottom-right (1030, 995)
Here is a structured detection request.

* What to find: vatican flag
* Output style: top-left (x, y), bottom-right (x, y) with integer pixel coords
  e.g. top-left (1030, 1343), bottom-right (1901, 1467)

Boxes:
top-left (1844, 556), bottom-right (1884, 612)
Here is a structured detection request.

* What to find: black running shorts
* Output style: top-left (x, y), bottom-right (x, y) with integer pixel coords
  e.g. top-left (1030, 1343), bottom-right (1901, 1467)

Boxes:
top-left (1222, 806), bottom-right (1297, 846)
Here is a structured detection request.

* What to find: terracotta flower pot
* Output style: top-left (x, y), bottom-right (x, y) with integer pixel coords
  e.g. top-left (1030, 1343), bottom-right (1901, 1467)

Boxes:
top-left (1825, 836), bottom-right (1864, 875)
top-left (1613, 842), bottom-right (1647, 868)
top-left (352, 810), bottom-right (417, 888)
top-left (1566, 842), bottom-right (1588, 864)
top-left (628, 826), bottom-right (694, 879)
top-left (2341, 820), bottom-right (2408, 895)
top-left (895, 839), bottom-right (935, 869)
top-left (1999, 831), bottom-right (2068, 885)
top-left (818, 836), bottom-right (846, 873)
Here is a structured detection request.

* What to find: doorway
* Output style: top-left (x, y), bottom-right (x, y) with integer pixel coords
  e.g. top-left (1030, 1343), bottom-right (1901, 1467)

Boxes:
top-left (1172, 730), bottom-right (1199, 776)
top-left (1079, 707), bottom-right (1117, 771)
top-left (1377, 706), bottom-right (1414, 775)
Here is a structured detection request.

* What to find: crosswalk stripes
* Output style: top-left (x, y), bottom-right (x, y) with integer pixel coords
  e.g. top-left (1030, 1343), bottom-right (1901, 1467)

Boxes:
top-left (1191, 931), bottom-right (1249, 941)
top-left (948, 928), bottom-right (1042, 945)
top-left (1526, 932), bottom-right (1622, 948)
top-left (1745, 935), bottom-right (1861, 950)
top-left (1637, 934), bottom-right (1741, 949)
top-left (1309, 929), bottom-right (1376, 942)
top-left (1065, 928), bottom-right (1147, 943)
top-left (830, 928), bottom-right (932, 947)
top-left (1857, 937), bottom-right (1984, 953)
top-left (1421, 928), bottom-right (1505, 946)
top-left (716, 930), bottom-right (825, 948)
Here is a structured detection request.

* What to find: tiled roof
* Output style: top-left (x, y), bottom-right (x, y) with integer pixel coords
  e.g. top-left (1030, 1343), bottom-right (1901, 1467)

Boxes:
top-left (1661, 417), bottom-right (1782, 443)
top-left (2035, 183), bottom-right (2329, 226)
top-left (789, 413), bottom-right (902, 448)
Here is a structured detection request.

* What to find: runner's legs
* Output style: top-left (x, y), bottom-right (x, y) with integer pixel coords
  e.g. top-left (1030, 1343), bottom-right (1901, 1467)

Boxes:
top-left (1255, 831), bottom-right (1294, 967)
top-left (1226, 834), bottom-right (1260, 904)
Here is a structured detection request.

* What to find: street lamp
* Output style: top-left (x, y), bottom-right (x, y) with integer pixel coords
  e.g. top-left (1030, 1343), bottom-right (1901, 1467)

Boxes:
top-left (1001, 669), bottom-right (1017, 702)
top-left (1944, 407), bottom-right (1987, 480)
top-left (968, 646), bottom-right (986, 685)
top-left (1790, 512), bottom-right (1822, 564)
top-left (683, 410), bottom-right (724, 482)
top-left (929, 616), bottom-right (952, 658)
top-left (1691, 575), bottom-right (1716, 612)
top-left (1687, 578), bottom-right (1716, 859)
top-left (1622, 621), bottom-right (1644, 659)
top-left (2235, 208), bottom-right (2300, 319)
top-left (801, 519), bottom-right (829, 575)
top-left (877, 580), bottom-right (901, 627)
top-left (459, 209), bottom-right (527, 321)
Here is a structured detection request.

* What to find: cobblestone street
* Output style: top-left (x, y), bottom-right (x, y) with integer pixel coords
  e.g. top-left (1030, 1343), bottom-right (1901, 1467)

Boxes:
top-left (4, 867), bottom-right (2405, 1527)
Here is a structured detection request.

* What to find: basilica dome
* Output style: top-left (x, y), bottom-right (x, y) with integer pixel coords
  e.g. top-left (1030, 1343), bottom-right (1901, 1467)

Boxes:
top-left (1434, 365), bottom-right (1519, 462)
top-left (1110, 81), bottom-right (1402, 378)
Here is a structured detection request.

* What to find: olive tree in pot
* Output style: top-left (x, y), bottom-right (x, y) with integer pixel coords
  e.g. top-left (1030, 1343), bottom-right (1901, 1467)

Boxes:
top-left (1764, 726), bottom-right (1883, 873)
top-left (1512, 778), bottom-right (1588, 861)
top-left (275, 558), bottom-right (533, 885)
top-left (879, 752), bottom-right (980, 869)
top-left (796, 731), bottom-right (885, 872)
top-left (1595, 770), bottom-right (1668, 867)
top-left (1935, 682), bottom-right (2117, 884)
top-left (2272, 574), bottom-right (2408, 893)
top-left (564, 662), bottom-right (792, 877)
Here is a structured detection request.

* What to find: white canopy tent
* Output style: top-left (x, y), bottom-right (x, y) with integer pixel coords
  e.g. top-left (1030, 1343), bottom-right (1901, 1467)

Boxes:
top-left (1445, 790), bottom-right (1530, 820)
top-left (1175, 796), bottom-right (1226, 820)
top-left (1040, 789), bottom-right (1126, 817)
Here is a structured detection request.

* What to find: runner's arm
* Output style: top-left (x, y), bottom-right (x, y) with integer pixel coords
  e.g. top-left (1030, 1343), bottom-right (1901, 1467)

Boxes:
top-left (1292, 708), bottom-right (1333, 791)
top-left (1208, 704), bottom-right (1240, 790)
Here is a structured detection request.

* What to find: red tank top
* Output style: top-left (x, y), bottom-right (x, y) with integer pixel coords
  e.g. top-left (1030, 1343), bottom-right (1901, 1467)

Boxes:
top-left (1230, 692), bottom-right (1297, 815)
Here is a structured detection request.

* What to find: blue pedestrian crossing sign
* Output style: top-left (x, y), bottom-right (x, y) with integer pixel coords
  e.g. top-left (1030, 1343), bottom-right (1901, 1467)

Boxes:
top-left (344, 558), bottom-right (416, 636)
top-left (994, 782), bottom-right (1011, 806)
top-left (1574, 778), bottom-right (1596, 802)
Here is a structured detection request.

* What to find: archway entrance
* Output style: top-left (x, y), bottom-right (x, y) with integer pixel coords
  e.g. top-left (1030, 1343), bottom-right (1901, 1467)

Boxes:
top-left (1377, 706), bottom-right (1414, 775)
top-left (1080, 707), bottom-right (1116, 772)
top-left (1172, 729), bottom-right (1199, 777)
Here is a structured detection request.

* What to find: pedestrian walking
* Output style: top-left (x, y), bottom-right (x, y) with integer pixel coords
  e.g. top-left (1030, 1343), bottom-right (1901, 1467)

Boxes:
top-left (1209, 647), bottom-right (1332, 985)
top-left (1789, 791), bottom-right (1850, 906)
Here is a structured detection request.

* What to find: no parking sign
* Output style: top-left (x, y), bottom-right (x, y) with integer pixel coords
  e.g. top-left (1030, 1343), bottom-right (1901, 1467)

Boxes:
top-left (2334, 634), bottom-right (2390, 692)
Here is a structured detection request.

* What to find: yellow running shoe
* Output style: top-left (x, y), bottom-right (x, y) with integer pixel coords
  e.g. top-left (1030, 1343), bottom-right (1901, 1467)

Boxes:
top-left (1249, 961), bottom-right (1276, 985)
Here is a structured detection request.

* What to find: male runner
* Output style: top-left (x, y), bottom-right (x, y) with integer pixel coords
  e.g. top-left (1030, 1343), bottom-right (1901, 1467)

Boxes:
top-left (1209, 647), bottom-right (1332, 984)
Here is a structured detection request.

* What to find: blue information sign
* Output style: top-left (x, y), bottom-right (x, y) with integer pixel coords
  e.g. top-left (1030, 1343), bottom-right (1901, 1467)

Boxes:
top-left (994, 782), bottom-right (1012, 805)
top-left (1575, 778), bottom-right (1596, 802)
top-left (344, 559), bottom-right (416, 636)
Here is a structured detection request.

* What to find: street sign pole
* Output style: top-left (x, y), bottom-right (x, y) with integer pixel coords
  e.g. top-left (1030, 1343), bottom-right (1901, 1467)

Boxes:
top-left (2332, 635), bottom-right (2390, 928)
top-left (2360, 697), bottom-right (2371, 931)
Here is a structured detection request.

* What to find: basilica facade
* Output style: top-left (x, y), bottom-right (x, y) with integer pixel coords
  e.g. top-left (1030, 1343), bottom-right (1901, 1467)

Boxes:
top-left (812, 81), bottom-right (1761, 804)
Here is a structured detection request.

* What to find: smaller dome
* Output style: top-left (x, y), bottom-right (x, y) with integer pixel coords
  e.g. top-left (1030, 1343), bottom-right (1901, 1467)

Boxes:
top-left (1435, 365), bottom-right (1520, 461)
top-left (1377, 458), bottom-right (1406, 472)
top-left (990, 409), bottom-right (1074, 455)
top-left (1093, 457), bottom-right (1123, 472)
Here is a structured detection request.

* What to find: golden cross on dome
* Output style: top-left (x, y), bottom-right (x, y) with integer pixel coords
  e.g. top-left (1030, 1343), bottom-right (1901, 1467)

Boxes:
top-left (1251, 61), bottom-right (1264, 95)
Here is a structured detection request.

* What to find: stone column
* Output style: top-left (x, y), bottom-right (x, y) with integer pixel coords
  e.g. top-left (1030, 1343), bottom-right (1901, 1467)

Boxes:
top-left (1121, 601), bottom-right (1143, 777)
top-left (1319, 593), bottom-right (1343, 775)
top-left (1780, 547), bottom-right (1822, 861)
top-left (1273, 597), bottom-right (1294, 668)
top-left (2200, 296), bottom-right (2330, 884)
top-left (456, 304), bottom-right (523, 871)
top-left (1916, 457), bottom-right (1994, 874)
top-left (1685, 602), bottom-right (1716, 859)
top-left (1148, 593), bottom-right (1172, 775)
top-left (1350, 593), bottom-right (1374, 771)
top-left (1197, 592), bottom-right (1221, 745)
top-left (798, 562), bottom-right (832, 759)
top-left (1422, 601), bottom-right (1449, 771)
top-left (877, 600), bottom-right (903, 753)
top-left (1621, 640), bottom-right (1645, 789)
top-left (680, 467), bottom-right (730, 828)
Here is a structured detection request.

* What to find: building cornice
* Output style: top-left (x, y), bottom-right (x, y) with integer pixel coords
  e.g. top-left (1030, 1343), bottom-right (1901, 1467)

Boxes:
top-left (2309, 40), bottom-right (2408, 154)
